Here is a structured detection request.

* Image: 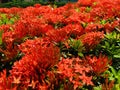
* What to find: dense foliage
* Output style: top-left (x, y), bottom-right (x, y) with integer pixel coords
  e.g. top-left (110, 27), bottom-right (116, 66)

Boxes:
top-left (0, 0), bottom-right (70, 8)
top-left (0, 0), bottom-right (120, 89)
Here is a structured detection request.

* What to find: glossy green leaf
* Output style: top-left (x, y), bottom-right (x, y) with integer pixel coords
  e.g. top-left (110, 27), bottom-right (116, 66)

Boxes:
top-left (0, 30), bottom-right (3, 45)
top-left (78, 52), bottom-right (84, 57)
top-left (113, 54), bottom-right (120, 58)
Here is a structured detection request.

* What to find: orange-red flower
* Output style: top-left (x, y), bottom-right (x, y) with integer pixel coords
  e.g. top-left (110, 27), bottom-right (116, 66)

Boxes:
top-left (56, 58), bottom-right (93, 89)
top-left (34, 4), bottom-right (41, 8)
top-left (0, 70), bottom-right (18, 90)
top-left (10, 38), bottom-right (60, 89)
top-left (86, 54), bottom-right (111, 75)
top-left (81, 31), bottom-right (104, 49)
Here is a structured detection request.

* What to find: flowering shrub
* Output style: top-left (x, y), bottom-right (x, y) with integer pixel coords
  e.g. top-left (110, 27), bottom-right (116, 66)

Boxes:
top-left (0, 0), bottom-right (120, 90)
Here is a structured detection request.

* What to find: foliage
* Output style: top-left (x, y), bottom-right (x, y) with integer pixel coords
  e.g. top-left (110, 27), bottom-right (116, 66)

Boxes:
top-left (0, 1), bottom-right (66, 8)
top-left (104, 66), bottom-right (120, 84)
top-left (0, 13), bottom-right (18, 25)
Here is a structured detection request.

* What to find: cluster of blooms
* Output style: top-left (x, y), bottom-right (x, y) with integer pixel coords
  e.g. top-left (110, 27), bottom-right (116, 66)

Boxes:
top-left (0, 0), bottom-right (120, 89)
top-left (85, 55), bottom-right (111, 75)
top-left (57, 58), bottom-right (93, 89)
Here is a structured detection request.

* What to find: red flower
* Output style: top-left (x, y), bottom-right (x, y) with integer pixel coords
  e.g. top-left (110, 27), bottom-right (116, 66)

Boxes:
top-left (56, 58), bottom-right (93, 89)
top-left (85, 23), bottom-right (103, 32)
top-left (80, 31), bottom-right (104, 49)
top-left (0, 24), bottom-right (12, 33)
top-left (43, 13), bottom-right (64, 24)
top-left (10, 38), bottom-right (60, 89)
top-left (0, 70), bottom-right (18, 90)
top-left (63, 24), bottom-right (84, 38)
top-left (47, 29), bottom-right (68, 43)
top-left (86, 54), bottom-right (111, 75)
top-left (34, 4), bottom-right (41, 8)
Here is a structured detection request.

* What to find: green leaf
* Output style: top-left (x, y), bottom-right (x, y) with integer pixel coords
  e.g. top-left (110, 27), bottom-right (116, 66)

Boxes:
top-left (93, 85), bottom-right (102, 90)
top-left (93, 2), bottom-right (97, 6)
top-left (9, 27), bottom-right (14, 31)
top-left (112, 84), bottom-right (120, 90)
top-left (75, 8), bottom-right (80, 12)
top-left (110, 44), bottom-right (115, 49)
top-left (1, 14), bottom-right (7, 19)
top-left (0, 20), bottom-right (3, 25)
top-left (0, 30), bottom-right (3, 45)
top-left (105, 41), bottom-right (110, 48)
top-left (113, 54), bottom-right (120, 58)
top-left (78, 52), bottom-right (84, 57)
top-left (3, 18), bottom-right (9, 24)
top-left (74, 40), bottom-right (81, 49)
top-left (10, 18), bottom-right (15, 24)
top-left (100, 19), bottom-right (106, 25)
top-left (81, 22), bottom-right (88, 28)
top-left (109, 66), bottom-right (117, 78)
top-left (117, 70), bottom-right (120, 83)
top-left (86, 7), bottom-right (92, 12)
top-left (113, 31), bottom-right (117, 39)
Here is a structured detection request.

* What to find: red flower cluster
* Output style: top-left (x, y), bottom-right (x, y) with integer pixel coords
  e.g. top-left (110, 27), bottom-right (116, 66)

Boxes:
top-left (86, 55), bottom-right (111, 75)
top-left (57, 58), bottom-right (93, 89)
top-left (0, 70), bottom-right (17, 90)
top-left (9, 38), bottom-right (60, 89)
top-left (81, 31), bottom-right (104, 49)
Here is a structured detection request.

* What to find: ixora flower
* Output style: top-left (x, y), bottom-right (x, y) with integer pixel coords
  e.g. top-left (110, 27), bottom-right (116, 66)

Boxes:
top-left (8, 38), bottom-right (60, 89)
top-left (46, 29), bottom-right (68, 43)
top-left (63, 24), bottom-right (84, 38)
top-left (34, 4), bottom-right (41, 8)
top-left (85, 54), bottom-right (111, 75)
top-left (80, 31), bottom-right (104, 49)
top-left (56, 58), bottom-right (93, 89)
top-left (0, 70), bottom-right (18, 90)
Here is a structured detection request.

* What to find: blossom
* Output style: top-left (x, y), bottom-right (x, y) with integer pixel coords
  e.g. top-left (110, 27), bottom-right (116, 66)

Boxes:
top-left (9, 38), bottom-right (60, 89)
top-left (46, 29), bottom-right (68, 43)
top-left (80, 31), bottom-right (104, 49)
top-left (43, 13), bottom-right (64, 24)
top-left (86, 54), bottom-right (111, 75)
top-left (0, 70), bottom-right (18, 90)
top-left (34, 4), bottom-right (41, 8)
top-left (85, 23), bottom-right (103, 32)
top-left (56, 58), bottom-right (93, 89)
top-left (63, 24), bottom-right (84, 38)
